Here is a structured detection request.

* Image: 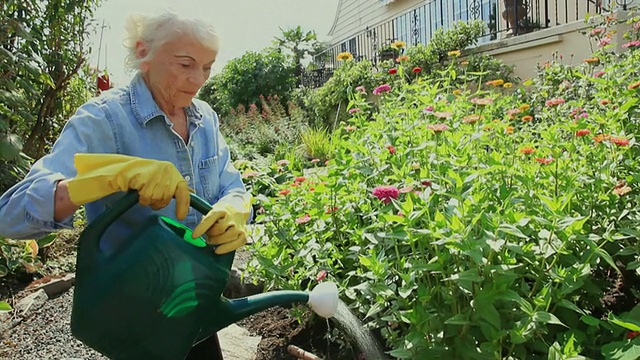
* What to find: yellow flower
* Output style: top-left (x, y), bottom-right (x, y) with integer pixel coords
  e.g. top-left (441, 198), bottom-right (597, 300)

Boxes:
top-left (503, 82), bottom-right (513, 88)
top-left (493, 79), bottom-right (505, 86)
top-left (396, 55), bottom-right (410, 62)
top-left (453, 89), bottom-right (462, 95)
top-left (337, 52), bottom-right (353, 61)
top-left (448, 50), bottom-right (461, 57)
top-left (519, 104), bottom-right (531, 111)
top-left (391, 40), bottom-right (406, 49)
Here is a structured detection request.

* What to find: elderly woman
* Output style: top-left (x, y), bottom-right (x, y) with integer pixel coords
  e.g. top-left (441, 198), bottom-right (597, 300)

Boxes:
top-left (0, 10), bottom-right (251, 360)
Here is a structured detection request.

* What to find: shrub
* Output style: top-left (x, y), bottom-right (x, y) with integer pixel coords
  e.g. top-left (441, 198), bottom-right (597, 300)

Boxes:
top-left (202, 48), bottom-right (296, 116)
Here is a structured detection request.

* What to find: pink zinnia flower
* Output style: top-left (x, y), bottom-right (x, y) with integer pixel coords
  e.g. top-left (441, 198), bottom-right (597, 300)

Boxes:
top-left (355, 86), bottom-right (366, 94)
top-left (316, 270), bottom-right (327, 282)
top-left (277, 159), bottom-right (290, 166)
top-left (348, 108), bottom-right (361, 114)
top-left (623, 40), bottom-right (640, 48)
top-left (594, 71), bottom-right (606, 78)
top-left (373, 84), bottom-right (392, 95)
top-left (427, 123), bottom-right (449, 132)
top-left (311, 158), bottom-right (320, 163)
top-left (545, 98), bottom-right (565, 107)
top-left (296, 214), bottom-right (311, 224)
top-left (372, 185), bottom-right (399, 204)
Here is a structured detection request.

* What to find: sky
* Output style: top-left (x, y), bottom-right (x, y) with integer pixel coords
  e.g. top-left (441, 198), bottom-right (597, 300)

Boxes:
top-left (86, 0), bottom-right (340, 86)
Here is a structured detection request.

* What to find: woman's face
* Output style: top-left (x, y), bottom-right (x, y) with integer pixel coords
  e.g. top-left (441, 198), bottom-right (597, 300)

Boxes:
top-left (138, 34), bottom-right (216, 109)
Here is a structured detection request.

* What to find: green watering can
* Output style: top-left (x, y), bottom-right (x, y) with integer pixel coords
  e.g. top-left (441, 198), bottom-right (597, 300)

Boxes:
top-left (70, 190), bottom-right (338, 360)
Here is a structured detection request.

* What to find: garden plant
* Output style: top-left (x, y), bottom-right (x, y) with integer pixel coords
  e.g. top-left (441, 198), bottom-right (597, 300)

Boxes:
top-left (242, 13), bottom-right (640, 359)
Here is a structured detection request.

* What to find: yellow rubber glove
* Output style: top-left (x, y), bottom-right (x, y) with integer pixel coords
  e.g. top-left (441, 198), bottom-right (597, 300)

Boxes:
top-left (66, 153), bottom-right (191, 220)
top-left (192, 192), bottom-right (252, 254)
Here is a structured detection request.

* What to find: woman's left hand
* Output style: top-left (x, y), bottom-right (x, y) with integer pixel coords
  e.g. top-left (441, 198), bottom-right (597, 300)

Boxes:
top-left (193, 192), bottom-right (252, 254)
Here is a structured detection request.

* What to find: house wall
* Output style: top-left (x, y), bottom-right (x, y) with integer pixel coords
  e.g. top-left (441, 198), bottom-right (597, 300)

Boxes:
top-left (475, 11), bottom-right (631, 81)
top-left (329, 0), bottom-right (425, 44)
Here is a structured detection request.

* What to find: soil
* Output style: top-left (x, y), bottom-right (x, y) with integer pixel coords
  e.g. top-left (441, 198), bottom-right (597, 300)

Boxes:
top-left (238, 306), bottom-right (365, 360)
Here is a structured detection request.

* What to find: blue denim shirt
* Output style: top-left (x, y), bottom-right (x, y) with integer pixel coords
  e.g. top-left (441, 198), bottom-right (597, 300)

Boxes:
top-left (0, 73), bottom-right (248, 252)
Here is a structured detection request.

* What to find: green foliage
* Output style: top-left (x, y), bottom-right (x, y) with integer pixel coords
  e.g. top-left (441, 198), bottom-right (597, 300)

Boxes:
top-left (0, 237), bottom-right (41, 278)
top-left (297, 127), bottom-right (336, 162)
top-left (220, 97), bottom-right (307, 160)
top-left (244, 13), bottom-right (640, 359)
top-left (304, 59), bottom-right (381, 129)
top-left (0, 0), bottom-right (101, 190)
top-left (203, 49), bottom-right (296, 116)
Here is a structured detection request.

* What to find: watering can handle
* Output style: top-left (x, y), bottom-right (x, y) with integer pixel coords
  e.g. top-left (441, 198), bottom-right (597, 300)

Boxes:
top-left (86, 190), bottom-right (234, 259)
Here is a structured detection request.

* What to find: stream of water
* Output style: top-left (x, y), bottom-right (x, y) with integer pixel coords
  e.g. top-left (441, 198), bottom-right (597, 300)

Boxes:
top-left (329, 300), bottom-right (386, 359)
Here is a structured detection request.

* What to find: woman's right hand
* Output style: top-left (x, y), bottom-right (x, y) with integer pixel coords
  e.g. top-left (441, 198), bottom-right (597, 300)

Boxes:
top-left (65, 153), bottom-right (191, 220)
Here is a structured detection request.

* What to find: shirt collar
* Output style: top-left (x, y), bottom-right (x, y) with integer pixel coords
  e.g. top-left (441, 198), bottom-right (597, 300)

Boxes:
top-left (129, 73), bottom-right (204, 127)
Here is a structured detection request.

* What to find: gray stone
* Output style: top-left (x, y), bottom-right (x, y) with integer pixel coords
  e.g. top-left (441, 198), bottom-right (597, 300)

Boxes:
top-left (35, 273), bottom-right (76, 298)
top-left (218, 323), bottom-right (261, 360)
top-left (14, 289), bottom-right (48, 317)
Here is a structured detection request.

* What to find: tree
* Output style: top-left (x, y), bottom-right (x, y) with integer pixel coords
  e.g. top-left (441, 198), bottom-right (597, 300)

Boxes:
top-left (0, 0), bottom-right (102, 162)
top-left (0, 0), bottom-right (101, 192)
top-left (272, 26), bottom-right (318, 83)
top-left (200, 48), bottom-right (296, 116)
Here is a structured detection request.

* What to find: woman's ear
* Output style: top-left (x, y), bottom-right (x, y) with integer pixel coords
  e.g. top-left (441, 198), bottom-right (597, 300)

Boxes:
top-left (135, 40), bottom-right (150, 72)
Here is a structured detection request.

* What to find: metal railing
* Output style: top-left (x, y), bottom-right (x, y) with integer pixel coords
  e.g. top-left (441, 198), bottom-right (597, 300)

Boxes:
top-left (308, 0), bottom-right (632, 77)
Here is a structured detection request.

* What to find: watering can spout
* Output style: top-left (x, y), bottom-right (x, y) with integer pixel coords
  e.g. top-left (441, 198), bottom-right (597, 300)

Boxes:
top-left (221, 281), bottom-right (340, 326)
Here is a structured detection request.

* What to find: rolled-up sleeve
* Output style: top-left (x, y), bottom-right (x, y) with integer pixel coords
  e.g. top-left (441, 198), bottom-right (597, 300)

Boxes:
top-left (0, 100), bottom-right (117, 239)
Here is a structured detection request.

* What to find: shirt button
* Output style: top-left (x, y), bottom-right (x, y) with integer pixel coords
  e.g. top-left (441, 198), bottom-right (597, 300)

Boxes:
top-left (185, 175), bottom-right (191, 181)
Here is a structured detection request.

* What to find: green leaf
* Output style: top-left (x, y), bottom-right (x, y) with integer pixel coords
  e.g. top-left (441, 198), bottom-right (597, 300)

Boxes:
top-left (364, 302), bottom-right (384, 319)
top-left (0, 301), bottom-right (11, 312)
top-left (601, 340), bottom-right (640, 360)
top-left (581, 315), bottom-right (601, 326)
top-left (557, 299), bottom-right (587, 316)
top-left (608, 313), bottom-right (640, 332)
top-left (619, 98), bottom-right (638, 112)
top-left (445, 313), bottom-right (471, 325)
top-left (498, 223), bottom-right (528, 239)
top-left (597, 248), bottom-right (622, 275)
top-left (532, 311), bottom-right (567, 327)
top-left (388, 348), bottom-right (414, 359)
top-left (36, 233), bottom-right (57, 248)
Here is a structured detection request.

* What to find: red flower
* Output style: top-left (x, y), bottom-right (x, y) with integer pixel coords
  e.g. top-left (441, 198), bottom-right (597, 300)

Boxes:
top-left (388, 68), bottom-right (398, 74)
top-left (295, 176), bottom-right (306, 183)
top-left (576, 129), bottom-right (591, 137)
top-left (611, 137), bottom-right (630, 146)
top-left (412, 66), bottom-right (421, 73)
top-left (386, 145), bottom-right (396, 154)
top-left (627, 331), bottom-right (640, 339)
top-left (372, 185), bottom-right (400, 204)
top-left (279, 189), bottom-right (291, 196)
top-left (535, 157), bottom-right (554, 164)
top-left (325, 206), bottom-right (338, 214)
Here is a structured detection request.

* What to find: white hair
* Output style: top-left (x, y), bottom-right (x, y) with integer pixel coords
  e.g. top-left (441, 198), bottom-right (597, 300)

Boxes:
top-left (122, 10), bottom-right (221, 73)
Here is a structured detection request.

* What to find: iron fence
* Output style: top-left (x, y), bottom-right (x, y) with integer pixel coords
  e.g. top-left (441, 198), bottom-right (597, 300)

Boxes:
top-left (308, 0), bottom-right (632, 79)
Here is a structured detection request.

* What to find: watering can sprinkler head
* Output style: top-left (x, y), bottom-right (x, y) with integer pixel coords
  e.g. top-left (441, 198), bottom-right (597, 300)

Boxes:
top-left (308, 281), bottom-right (339, 318)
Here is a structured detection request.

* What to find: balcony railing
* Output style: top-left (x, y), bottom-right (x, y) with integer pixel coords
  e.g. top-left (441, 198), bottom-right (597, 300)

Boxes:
top-left (309, 0), bottom-right (632, 79)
